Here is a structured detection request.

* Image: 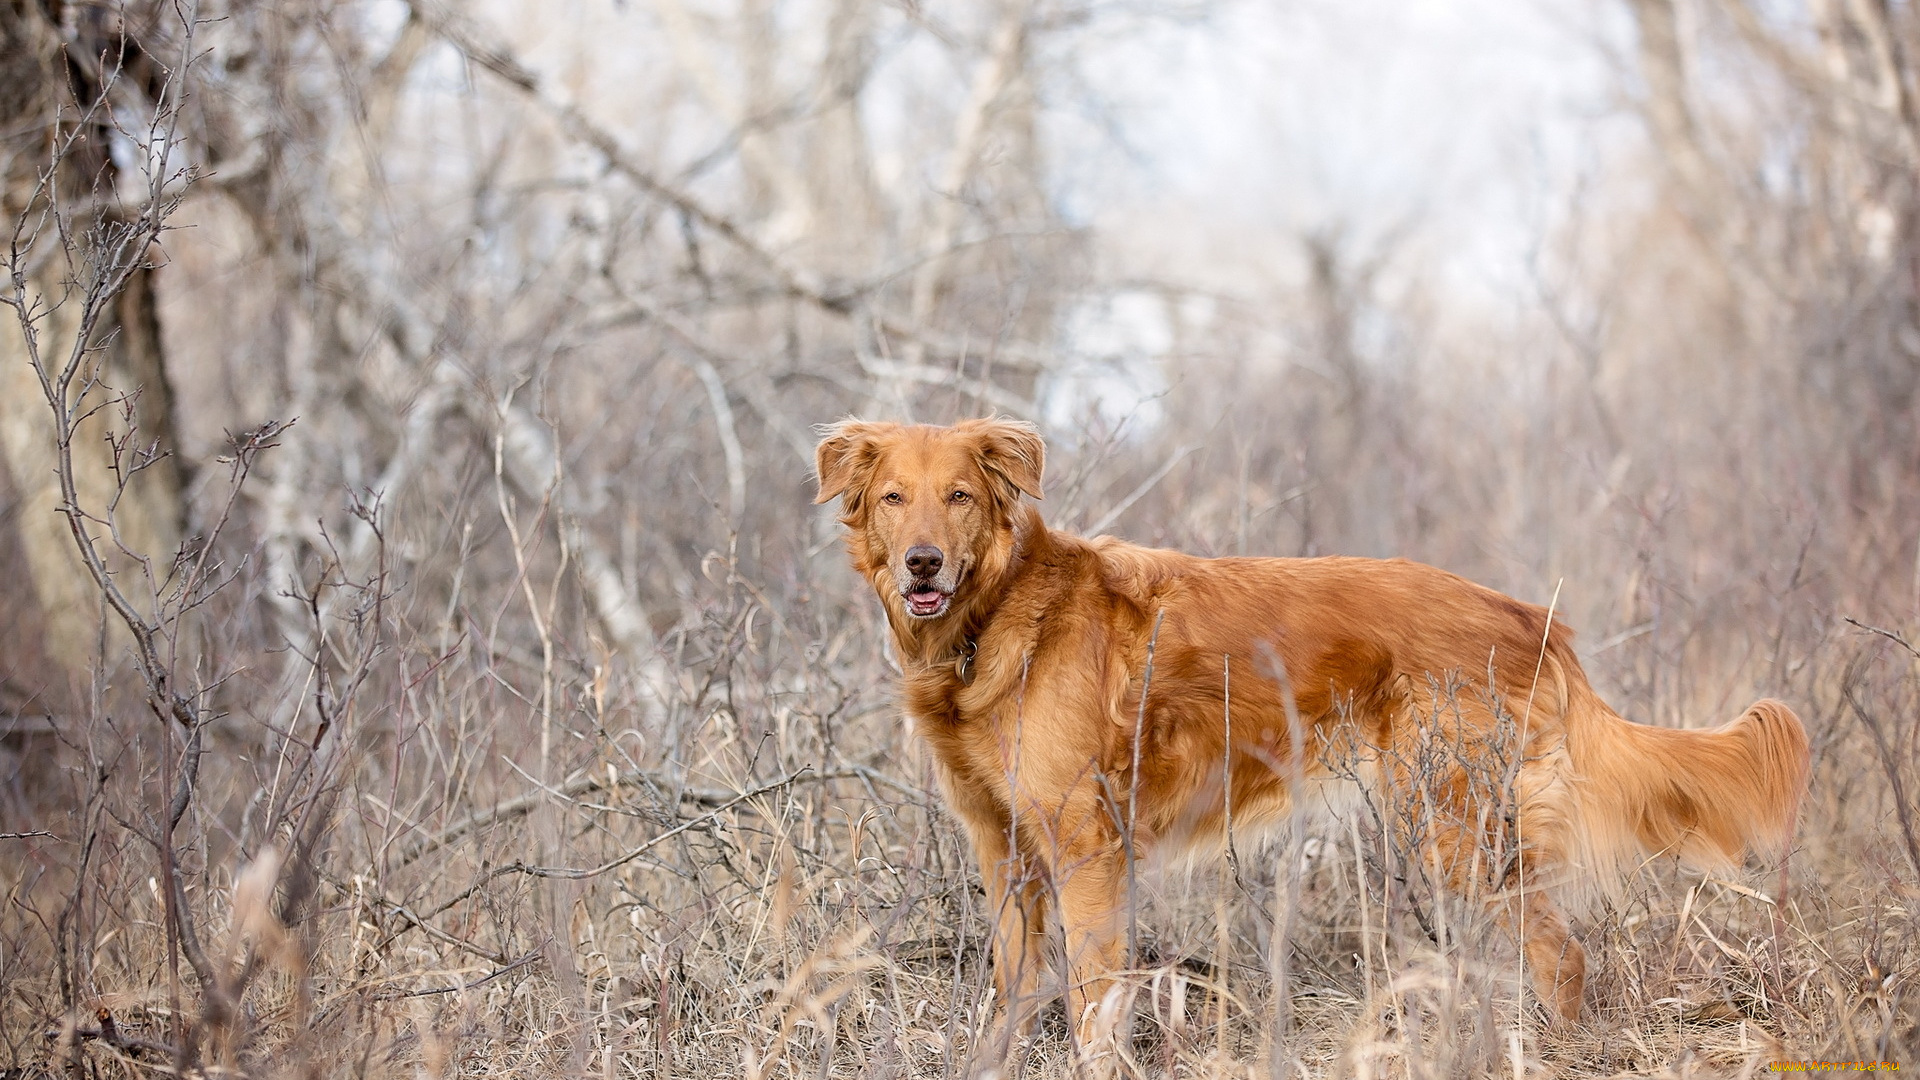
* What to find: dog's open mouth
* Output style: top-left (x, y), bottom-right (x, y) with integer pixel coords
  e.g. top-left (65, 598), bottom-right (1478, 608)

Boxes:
top-left (904, 587), bottom-right (951, 617)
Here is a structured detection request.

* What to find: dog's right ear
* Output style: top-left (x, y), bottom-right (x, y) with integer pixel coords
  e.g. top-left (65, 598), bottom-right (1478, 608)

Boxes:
top-left (814, 420), bottom-right (892, 505)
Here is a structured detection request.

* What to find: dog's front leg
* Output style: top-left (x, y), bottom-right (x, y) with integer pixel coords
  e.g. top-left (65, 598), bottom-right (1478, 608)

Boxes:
top-left (956, 802), bottom-right (1050, 1058)
top-left (983, 831), bottom-right (1051, 1028)
top-left (1053, 839), bottom-right (1130, 1062)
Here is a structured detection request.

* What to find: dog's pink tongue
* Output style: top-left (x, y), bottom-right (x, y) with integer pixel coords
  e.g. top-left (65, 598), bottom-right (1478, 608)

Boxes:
top-left (909, 589), bottom-right (941, 605)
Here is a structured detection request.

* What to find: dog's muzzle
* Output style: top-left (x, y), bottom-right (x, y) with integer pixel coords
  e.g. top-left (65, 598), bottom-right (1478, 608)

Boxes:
top-left (900, 544), bottom-right (955, 617)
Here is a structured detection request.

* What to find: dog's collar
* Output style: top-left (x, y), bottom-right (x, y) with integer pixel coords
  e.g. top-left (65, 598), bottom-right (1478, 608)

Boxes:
top-left (952, 635), bottom-right (978, 686)
top-left (909, 633), bottom-right (978, 685)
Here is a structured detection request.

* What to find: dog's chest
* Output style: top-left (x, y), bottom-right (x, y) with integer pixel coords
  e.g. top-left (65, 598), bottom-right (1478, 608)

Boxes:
top-left (899, 665), bottom-right (966, 728)
top-left (898, 671), bottom-right (1004, 797)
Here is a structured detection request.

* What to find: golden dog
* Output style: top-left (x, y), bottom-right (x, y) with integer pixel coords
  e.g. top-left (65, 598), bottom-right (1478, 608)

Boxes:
top-left (815, 417), bottom-right (1809, 1047)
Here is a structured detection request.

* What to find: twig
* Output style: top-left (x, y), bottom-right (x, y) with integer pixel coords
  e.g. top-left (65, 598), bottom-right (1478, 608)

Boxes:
top-left (57, 1013), bottom-right (178, 1060)
top-left (354, 891), bottom-right (511, 966)
top-left (687, 354), bottom-right (746, 529)
top-left (1215, 652), bottom-right (1235, 1048)
top-left (369, 950), bottom-right (542, 1000)
top-left (393, 764), bottom-right (889, 868)
top-left (485, 767), bottom-right (812, 881)
top-left (1259, 639), bottom-right (1307, 1080)
top-left (1843, 677), bottom-right (1920, 883)
top-left (1844, 616), bottom-right (1920, 659)
top-left (1084, 446), bottom-right (1196, 537)
top-left (1126, 610), bottom-right (1165, 969)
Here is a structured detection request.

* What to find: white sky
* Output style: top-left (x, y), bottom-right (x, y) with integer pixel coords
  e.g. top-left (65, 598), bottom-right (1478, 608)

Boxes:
top-left (1058, 0), bottom-right (1636, 310)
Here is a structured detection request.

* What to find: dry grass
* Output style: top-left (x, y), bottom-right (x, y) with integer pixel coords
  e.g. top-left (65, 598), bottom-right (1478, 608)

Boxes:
top-left (2, 464), bottom-right (1916, 1078)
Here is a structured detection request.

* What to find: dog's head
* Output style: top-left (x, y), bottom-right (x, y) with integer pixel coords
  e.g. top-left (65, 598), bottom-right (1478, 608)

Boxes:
top-left (814, 418), bottom-right (1044, 620)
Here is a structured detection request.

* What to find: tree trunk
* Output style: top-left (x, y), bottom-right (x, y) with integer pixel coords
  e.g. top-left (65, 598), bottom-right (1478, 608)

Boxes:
top-left (0, 1), bottom-right (185, 683)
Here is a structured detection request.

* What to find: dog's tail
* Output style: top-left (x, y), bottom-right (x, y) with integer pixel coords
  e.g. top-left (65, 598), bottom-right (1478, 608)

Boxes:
top-left (1565, 694), bottom-right (1810, 877)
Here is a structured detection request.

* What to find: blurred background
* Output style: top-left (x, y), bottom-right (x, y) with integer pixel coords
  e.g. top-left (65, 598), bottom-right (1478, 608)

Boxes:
top-left (2, 0), bottom-right (1916, 1074)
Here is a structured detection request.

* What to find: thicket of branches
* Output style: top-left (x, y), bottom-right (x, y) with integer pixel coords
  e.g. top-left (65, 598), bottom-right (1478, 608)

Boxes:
top-left (0, 0), bottom-right (1914, 1076)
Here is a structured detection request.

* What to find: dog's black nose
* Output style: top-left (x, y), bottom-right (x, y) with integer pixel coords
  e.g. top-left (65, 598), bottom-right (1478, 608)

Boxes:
top-left (904, 545), bottom-right (944, 577)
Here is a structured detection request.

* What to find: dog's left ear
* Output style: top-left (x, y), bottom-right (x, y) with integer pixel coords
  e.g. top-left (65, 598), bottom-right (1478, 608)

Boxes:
top-left (960, 417), bottom-right (1045, 501)
top-left (814, 420), bottom-right (891, 504)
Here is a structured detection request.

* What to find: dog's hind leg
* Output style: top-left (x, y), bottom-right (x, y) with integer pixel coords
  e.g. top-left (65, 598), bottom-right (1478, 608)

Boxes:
top-left (1424, 777), bottom-right (1587, 1024)
top-left (1499, 884), bottom-right (1586, 1022)
top-left (1437, 789), bottom-right (1587, 1022)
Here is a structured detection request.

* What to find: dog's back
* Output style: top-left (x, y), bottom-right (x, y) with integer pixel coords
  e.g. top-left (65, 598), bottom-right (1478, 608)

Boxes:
top-left (1092, 535), bottom-right (1810, 899)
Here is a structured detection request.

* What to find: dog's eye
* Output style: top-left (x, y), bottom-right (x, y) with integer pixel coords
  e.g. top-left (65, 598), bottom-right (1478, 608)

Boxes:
top-left (882, 491), bottom-right (903, 504)
top-left (949, 490), bottom-right (970, 504)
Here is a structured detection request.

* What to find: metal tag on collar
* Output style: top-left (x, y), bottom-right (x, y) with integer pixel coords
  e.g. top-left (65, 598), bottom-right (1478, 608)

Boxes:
top-left (956, 637), bottom-right (978, 686)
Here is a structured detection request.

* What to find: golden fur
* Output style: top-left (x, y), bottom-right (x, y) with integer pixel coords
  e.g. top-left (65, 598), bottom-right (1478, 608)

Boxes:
top-left (815, 417), bottom-right (1810, 1044)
